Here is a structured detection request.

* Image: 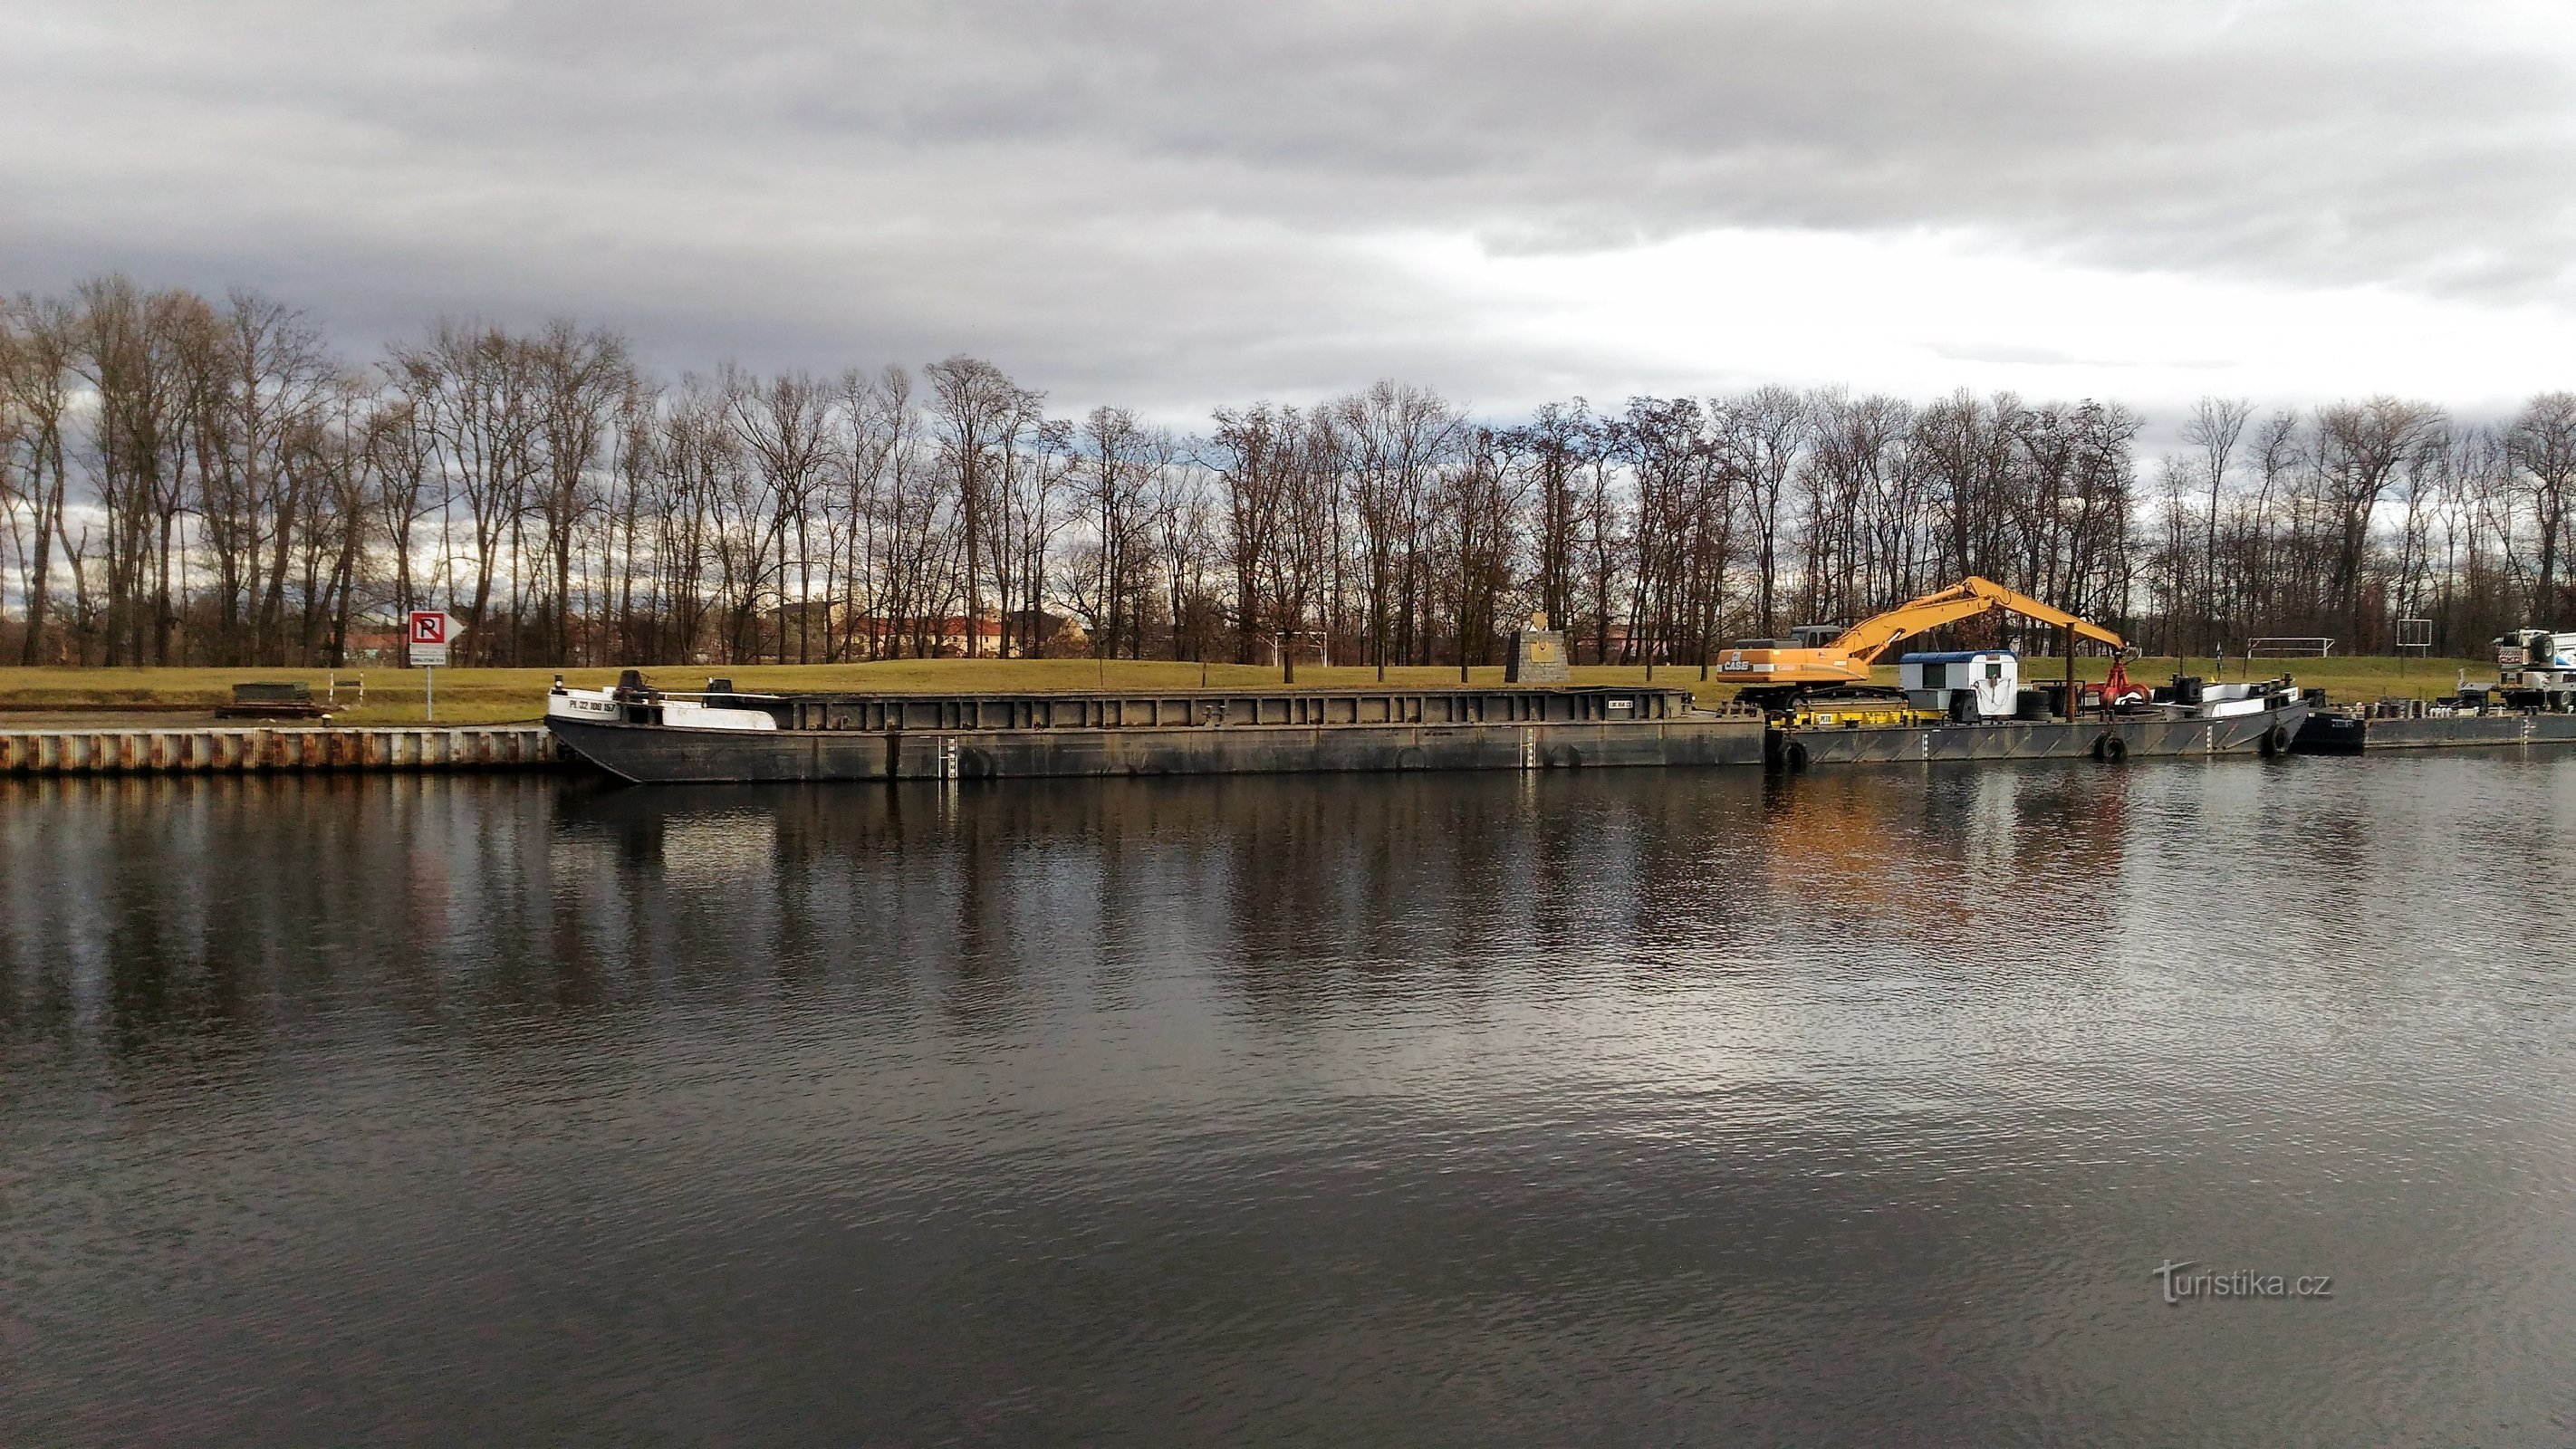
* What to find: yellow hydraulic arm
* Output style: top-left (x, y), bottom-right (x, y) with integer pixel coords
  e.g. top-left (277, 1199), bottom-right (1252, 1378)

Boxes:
top-left (1716, 576), bottom-right (2127, 689)
top-left (1830, 576), bottom-right (2126, 664)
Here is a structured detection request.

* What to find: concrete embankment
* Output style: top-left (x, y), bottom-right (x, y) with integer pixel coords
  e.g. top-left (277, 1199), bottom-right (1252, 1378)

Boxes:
top-left (0, 724), bottom-right (559, 775)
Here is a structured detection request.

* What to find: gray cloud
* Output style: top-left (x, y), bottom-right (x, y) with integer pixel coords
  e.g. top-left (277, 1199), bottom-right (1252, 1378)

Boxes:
top-left (4, 0), bottom-right (2571, 413)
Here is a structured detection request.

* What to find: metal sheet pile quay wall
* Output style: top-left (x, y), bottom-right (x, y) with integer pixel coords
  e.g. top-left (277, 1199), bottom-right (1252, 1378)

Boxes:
top-left (766, 686), bottom-right (1703, 733)
top-left (0, 727), bottom-right (562, 775)
top-left (546, 716), bottom-right (1767, 783)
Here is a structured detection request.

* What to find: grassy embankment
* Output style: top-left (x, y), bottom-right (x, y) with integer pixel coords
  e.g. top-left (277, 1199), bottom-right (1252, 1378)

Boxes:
top-left (0, 652), bottom-right (2494, 727)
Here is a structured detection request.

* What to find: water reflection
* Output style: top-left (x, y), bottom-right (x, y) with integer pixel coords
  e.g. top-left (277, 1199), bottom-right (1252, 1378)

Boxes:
top-left (4, 756), bottom-right (2575, 1444)
top-left (4, 765), bottom-right (2159, 1047)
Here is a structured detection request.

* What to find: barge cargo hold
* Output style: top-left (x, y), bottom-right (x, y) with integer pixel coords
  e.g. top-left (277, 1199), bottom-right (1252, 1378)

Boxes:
top-left (2292, 709), bottom-right (2576, 753)
top-left (545, 680), bottom-right (1767, 783)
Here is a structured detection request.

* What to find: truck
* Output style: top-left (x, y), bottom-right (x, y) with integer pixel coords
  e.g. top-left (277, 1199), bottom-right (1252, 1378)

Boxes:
top-left (2485, 629), bottom-right (2576, 711)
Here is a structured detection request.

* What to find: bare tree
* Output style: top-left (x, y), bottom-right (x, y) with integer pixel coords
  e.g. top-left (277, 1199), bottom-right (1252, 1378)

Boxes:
top-left (528, 321), bottom-right (632, 665)
top-left (0, 297), bottom-right (76, 662)
top-left (727, 365), bottom-right (831, 663)
top-left (2509, 392), bottom-right (2576, 623)
top-left (1716, 386), bottom-right (1806, 638)
top-left (389, 321), bottom-right (542, 663)
top-left (1209, 403), bottom-right (1297, 666)
top-left (1512, 398), bottom-right (1593, 635)
top-left (1148, 451), bottom-right (1220, 661)
top-left (925, 356), bottom-right (1039, 658)
top-left (1336, 380), bottom-right (1460, 680)
top-left (2315, 398), bottom-right (2446, 648)
top-left (1441, 426), bottom-right (1528, 676)
top-left (1069, 405), bottom-right (1168, 657)
top-left (2181, 397), bottom-right (2250, 650)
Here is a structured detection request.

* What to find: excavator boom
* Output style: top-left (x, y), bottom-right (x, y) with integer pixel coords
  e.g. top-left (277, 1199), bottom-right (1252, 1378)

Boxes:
top-left (1831, 576), bottom-right (2125, 664)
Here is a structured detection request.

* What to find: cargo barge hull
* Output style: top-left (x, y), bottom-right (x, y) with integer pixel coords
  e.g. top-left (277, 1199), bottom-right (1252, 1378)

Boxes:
top-left (1773, 705), bottom-right (2307, 769)
top-left (546, 685), bottom-right (1767, 783)
top-left (548, 716), bottom-right (1766, 783)
top-left (2292, 711), bottom-right (2576, 753)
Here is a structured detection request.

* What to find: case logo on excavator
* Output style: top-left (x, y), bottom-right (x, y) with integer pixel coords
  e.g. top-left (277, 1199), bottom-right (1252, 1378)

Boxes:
top-left (1718, 652), bottom-right (1764, 674)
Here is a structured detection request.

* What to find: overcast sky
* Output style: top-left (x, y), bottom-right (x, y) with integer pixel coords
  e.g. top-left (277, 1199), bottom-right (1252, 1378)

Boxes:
top-left (6, 0), bottom-right (2574, 423)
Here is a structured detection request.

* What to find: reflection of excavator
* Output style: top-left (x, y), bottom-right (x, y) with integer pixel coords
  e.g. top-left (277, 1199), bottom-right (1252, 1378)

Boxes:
top-left (1717, 576), bottom-right (2132, 712)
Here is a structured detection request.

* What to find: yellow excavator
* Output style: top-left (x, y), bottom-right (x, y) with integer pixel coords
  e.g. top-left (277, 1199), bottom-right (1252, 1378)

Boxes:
top-left (1718, 575), bottom-right (2131, 715)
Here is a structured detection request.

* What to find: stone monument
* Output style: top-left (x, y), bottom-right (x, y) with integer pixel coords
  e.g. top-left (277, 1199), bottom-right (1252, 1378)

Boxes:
top-left (1506, 610), bottom-right (1572, 684)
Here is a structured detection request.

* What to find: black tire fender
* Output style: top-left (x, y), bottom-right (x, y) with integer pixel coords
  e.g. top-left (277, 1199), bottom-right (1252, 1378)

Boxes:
top-left (2094, 734), bottom-right (2128, 763)
top-left (1783, 740), bottom-right (1810, 772)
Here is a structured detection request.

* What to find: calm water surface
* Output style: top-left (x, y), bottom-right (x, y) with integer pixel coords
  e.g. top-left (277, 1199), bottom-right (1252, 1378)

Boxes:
top-left (5, 754), bottom-right (2575, 1444)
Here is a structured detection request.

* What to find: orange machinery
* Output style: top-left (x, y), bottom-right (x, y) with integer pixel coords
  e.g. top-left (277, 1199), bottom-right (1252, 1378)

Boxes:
top-left (1716, 576), bottom-right (2133, 711)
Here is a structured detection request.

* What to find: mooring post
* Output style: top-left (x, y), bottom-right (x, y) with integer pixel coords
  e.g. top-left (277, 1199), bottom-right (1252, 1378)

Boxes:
top-left (2063, 625), bottom-right (2076, 721)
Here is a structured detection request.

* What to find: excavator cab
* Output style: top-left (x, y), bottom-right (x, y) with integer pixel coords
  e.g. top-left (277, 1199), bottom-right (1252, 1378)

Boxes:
top-left (1789, 624), bottom-right (1842, 649)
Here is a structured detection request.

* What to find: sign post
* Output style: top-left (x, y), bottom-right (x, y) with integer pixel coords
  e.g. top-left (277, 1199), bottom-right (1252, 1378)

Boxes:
top-left (407, 610), bottom-right (458, 721)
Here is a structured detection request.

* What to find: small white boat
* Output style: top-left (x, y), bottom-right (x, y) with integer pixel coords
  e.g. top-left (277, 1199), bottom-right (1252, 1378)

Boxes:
top-left (547, 672), bottom-right (783, 734)
top-left (2148, 674), bottom-right (2307, 722)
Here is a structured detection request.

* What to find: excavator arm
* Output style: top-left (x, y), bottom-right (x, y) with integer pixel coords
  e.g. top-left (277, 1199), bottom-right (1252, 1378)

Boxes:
top-left (1831, 576), bottom-right (2126, 664)
top-left (1716, 575), bottom-right (2127, 698)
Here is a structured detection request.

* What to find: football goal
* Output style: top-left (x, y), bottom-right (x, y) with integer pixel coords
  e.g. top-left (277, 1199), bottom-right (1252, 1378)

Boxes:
top-left (2246, 637), bottom-right (2336, 657)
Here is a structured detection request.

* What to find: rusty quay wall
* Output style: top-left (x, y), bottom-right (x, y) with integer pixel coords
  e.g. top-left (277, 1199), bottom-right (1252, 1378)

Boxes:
top-left (0, 725), bottom-right (561, 775)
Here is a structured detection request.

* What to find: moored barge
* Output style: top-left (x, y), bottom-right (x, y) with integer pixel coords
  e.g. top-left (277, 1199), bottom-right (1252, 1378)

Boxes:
top-left (2293, 706), bottom-right (2576, 753)
top-left (1774, 706), bottom-right (2305, 770)
top-left (1768, 656), bottom-right (2312, 769)
top-left (2294, 624), bottom-right (2576, 752)
top-left (546, 675), bottom-right (1766, 783)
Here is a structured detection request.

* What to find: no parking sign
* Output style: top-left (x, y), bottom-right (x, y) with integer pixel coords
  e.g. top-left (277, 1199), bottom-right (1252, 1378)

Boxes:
top-left (407, 610), bottom-right (457, 667)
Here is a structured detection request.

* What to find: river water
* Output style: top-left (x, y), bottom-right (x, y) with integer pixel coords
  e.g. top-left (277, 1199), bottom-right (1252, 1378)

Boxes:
top-left (5, 753), bottom-right (2574, 1444)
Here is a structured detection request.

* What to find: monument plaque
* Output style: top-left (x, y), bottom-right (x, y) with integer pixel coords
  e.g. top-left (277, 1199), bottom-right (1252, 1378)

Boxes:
top-left (1506, 611), bottom-right (1572, 684)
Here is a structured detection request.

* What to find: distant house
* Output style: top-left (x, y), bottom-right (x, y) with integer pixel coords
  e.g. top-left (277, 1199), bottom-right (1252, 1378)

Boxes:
top-left (340, 629), bottom-right (406, 664)
top-left (1004, 609), bottom-right (1090, 658)
top-left (847, 613), bottom-right (1007, 658)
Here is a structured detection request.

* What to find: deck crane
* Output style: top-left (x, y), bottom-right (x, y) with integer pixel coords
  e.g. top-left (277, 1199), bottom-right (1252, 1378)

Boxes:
top-left (1717, 576), bottom-right (2133, 712)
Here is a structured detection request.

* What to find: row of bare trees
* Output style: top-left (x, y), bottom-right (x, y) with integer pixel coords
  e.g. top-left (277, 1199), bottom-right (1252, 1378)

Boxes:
top-left (0, 279), bottom-right (370, 667)
top-left (7, 278), bottom-right (2576, 670)
top-left (2138, 396), bottom-right (2576, 658)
